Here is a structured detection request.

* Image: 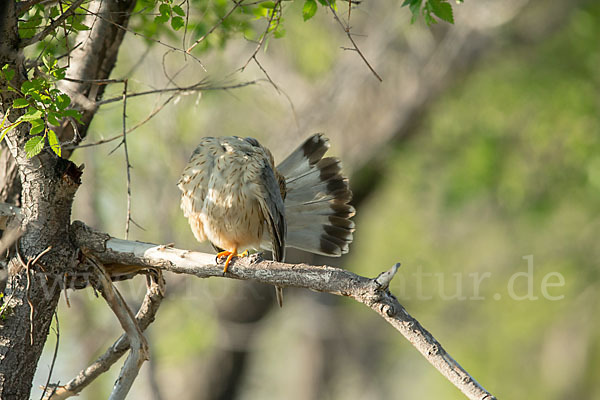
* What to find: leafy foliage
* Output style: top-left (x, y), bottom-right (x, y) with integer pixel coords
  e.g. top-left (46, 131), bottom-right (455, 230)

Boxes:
top-left (302, 0), bottom-right (318, 21)
top-left (0, 58), bottom-right (82, 158)
top-left (301, 0), bottom-right (337, 21)
top-left (402, 0), bottom-right (458, 25)
top-left (130, 0), bottom-right (258, 50)
top-left (19, 2), bottom-right (90, 54)
top-left (3, 0), bottom-right (459, 161)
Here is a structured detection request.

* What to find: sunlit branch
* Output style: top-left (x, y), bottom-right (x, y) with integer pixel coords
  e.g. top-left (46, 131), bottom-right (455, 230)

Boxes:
top-left (69, 220), bottom-right (496, 400)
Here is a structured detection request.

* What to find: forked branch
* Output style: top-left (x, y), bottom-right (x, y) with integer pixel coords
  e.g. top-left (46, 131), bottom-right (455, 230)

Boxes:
top-left (91, 258), bottom-right (149, 400)
top-left (46, 271), bottom-right (164, 400)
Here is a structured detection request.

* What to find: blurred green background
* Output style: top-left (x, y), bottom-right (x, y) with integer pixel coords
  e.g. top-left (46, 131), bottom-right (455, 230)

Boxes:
top-left (32, 0), bottom-right (600, 399)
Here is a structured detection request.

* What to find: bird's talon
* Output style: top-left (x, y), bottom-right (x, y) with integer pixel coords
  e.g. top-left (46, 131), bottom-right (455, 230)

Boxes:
top-left (215, 249), bottom-right (249, 273)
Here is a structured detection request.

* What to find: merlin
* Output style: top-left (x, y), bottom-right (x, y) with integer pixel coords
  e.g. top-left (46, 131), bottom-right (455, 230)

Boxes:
top-left (178, 134), bottom-right (355, 305)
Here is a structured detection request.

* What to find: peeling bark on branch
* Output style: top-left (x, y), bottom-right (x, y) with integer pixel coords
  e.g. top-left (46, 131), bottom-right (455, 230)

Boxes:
top-left (70, 221), bottom-right (496, 400)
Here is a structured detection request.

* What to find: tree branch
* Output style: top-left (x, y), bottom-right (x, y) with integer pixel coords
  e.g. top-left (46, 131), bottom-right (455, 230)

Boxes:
top-left (70, 220), bottom-right (495, 400)
top-left (91, 258), bottom-right (149, 400)
top-left (47, 271), bottom-right (164, 400)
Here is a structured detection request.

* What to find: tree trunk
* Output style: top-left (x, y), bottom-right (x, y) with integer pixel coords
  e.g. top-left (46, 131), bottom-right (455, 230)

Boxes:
top-left (0, 0), bottom-right (135, 396)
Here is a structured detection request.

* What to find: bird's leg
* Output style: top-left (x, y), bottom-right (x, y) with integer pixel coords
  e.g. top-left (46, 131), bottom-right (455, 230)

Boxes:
top-left (217, 248), bottom-right (250, 273)
top-left (217, 248), bottom-right (236, 273)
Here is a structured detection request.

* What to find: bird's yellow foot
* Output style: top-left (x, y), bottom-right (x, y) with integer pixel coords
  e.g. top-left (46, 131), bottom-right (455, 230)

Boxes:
top-left (216, 249), bottom-right (249, 273)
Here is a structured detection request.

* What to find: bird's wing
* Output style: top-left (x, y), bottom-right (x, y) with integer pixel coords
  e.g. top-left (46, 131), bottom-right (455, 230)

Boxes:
top-left (257, 162), bottom-right (287, 262)
top-left (178, 137), bottom-right (220, 217)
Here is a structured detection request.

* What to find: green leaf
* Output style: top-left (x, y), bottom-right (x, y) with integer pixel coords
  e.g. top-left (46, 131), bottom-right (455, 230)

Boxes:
top-left (253, 6), bottom-right (269, 18)
top-left (0, 111), bottom-right (14, 143)
top-left (71, 21), bottom-right (90, 31)
top-left (0, 108), bottom-right (10, 128)
top-left (21, 78), bottom-right (46, 94)
top-left (47, 129), bottom-right (61, 157)
top-left (42, 54), bottom-right (56, 70)
top-left (24, 135), bottom-right (44, 158)
top-left (49, 6), bottom-right (60, 18)
top-left (172, 5), bottom-right (185, 16)
top-left (302, 0), bottom-right (318, 21)
top-left (56, 94), bottom-right (71, 110)
top-left (51, 67), bottom-right (67, 80)
top-left (12, 98), bottom-right (29, 109)
top-left (62, 109), bottom-right (82, 122)
top-left (159, 3), bottom-right (171, 17)
top-left (171, 16), bottom-right (184, 30)
top-left (261, 1), bottom-right (276, 8)
top-left (273, 27), bottom-right (286, 38)
top-left (41, 95), bottom-right (54, 105)
top-left (154, 14), bottom-right (169, 23)
top-left (47, 111), bottom-right (61, 126)
top-left (21, 81), bottom-right (34, 94)
top-left (30, 91), bottom-right (42, 102)
top-left (2, 65), bottom-right (15, 82)
top-left (423, 9), bottom-right (436, 25)
top-left (429, 0), bottom-right (454, 23)
top-left (19, 108), bottom-right (43, 122)
top-left (30, 122), bottom-right (45, 135)
top-left (30, 118), bottom-right (44, 128)
top-left (0, 121), bottom-right (21, 143)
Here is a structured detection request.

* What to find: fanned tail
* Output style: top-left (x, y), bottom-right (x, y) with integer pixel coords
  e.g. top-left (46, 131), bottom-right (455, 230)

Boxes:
top-left (277, 134), bottom-right (355, 256)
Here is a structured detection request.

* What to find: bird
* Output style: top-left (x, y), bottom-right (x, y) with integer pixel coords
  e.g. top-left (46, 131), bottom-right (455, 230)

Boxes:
top-left (177, 134), bottom-right (355, 306)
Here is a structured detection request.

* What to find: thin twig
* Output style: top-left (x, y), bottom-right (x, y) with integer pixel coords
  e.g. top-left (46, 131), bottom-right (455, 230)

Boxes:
top-left (62, 273), bottom-right (71, 307)
top-left (160, 51), bottom-right (189, 88)
top-left (250, 57), bottom-right (299, 127)
top-left (121, 80), bottom-right (132, 240)
top-left (63, 93), bottom-right (178, 151)
top-left (95, 79), bottom-right (258, 107)
top-left (326, 0), bottom-right (382, 81)
top-left (186, 0), bottom-right (244, 53)
top-left (40, 311), bottom-right (60, 400)
top-left (240, 0), bottom-right (282, 72)
top-left (182, 0), bottom-right (190, 58)
top-left (55, 41), bottom-right (82, 63)
top-left (79, 5), bottom-right (206, 71)
top-left (19, 0), bottom-right (86, 48)
top-left (252, 56), bottom-right (279, 94)
top-left (59, 0), bottom-right (71, 68)
top-left (62, 77), bottom-right (124, 84)
top-left (17, 0), bottom-right (51, 14)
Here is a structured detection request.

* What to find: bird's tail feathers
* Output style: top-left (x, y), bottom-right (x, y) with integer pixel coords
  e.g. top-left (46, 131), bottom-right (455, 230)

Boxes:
top-left (277, 134), bottom-right (355, 257)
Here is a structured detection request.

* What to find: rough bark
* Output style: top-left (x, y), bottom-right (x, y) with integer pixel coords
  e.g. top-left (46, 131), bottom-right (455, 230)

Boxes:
top-left (0, 0), bottom-right (136, 397)
top-left (0, 155), bottom-right (81, 398)
top-left (56, 0), bottom-right (137, 153)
